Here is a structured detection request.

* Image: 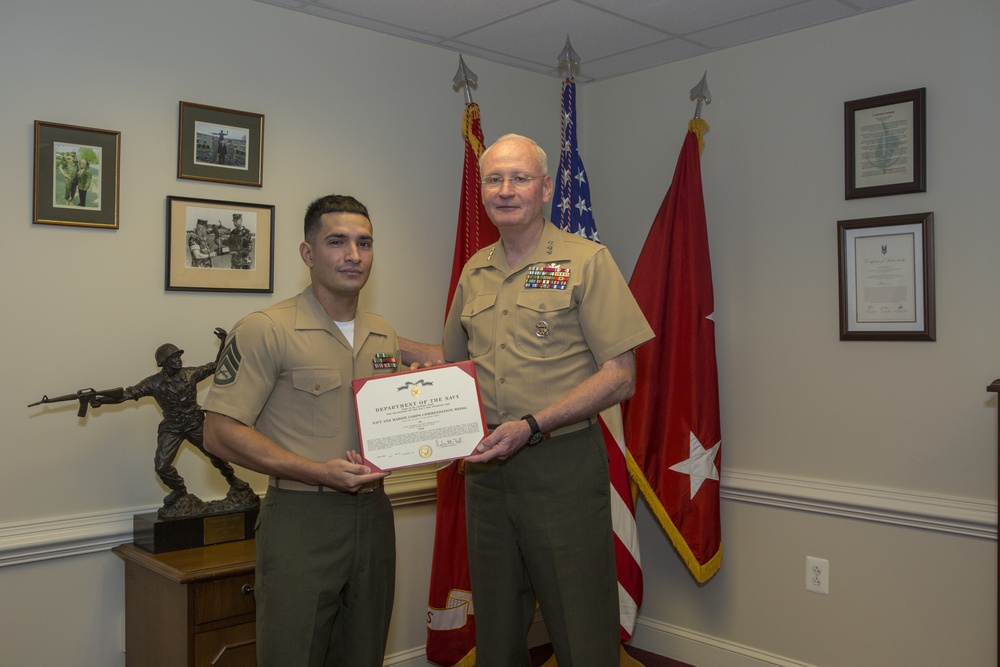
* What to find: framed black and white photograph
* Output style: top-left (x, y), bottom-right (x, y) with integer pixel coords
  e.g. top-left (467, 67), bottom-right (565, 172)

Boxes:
top-left (177, 102), bottom-right (264, 187)
top-left (33, 121), bottom-right (120, 229)
top-left (166, 196), bottom-right (274, 293)
top-left (838, 212), bottom-right (935, 341)
top-left (844, 88), bottom-right (926, 199)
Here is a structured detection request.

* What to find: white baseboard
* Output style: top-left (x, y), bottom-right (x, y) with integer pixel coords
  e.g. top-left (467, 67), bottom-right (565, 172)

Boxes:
top-left (629, 616), bottom-right (819, 667)
top-left (383, 645), bottom-right (431, 666)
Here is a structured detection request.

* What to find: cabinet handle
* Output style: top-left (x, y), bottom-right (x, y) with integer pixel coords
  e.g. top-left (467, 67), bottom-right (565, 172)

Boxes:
top-left (241, 584), bottom-right (255, 595)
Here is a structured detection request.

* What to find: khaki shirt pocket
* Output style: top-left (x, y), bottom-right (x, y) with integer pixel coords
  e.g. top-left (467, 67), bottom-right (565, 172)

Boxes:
top-left (514, 290), bottom-right (574, 358)
top-left (460, 292), bottom-right (498, 358)
top-left (290, 367), bottom-right (343, 437)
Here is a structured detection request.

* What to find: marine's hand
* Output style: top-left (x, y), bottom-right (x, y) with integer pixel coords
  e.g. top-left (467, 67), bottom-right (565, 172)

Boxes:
top-left (318, 455), bottom-right (388, 493)
top-left (464, 420), bottom-right (532, 463)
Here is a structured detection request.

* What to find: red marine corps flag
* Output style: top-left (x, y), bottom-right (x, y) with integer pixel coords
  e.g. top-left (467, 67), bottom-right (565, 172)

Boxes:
top-left (425, 56), bottom-right (496, 667)
top-left (624, 75), bottom-right (722, 583)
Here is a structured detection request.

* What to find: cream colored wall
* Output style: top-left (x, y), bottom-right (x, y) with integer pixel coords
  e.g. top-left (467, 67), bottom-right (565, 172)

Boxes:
top-left (585, 0), bottom-right (998, 664)
top-left (1, 0), bottom-right (997, 665)
top-left (0, 0), bottom-right (554, 664)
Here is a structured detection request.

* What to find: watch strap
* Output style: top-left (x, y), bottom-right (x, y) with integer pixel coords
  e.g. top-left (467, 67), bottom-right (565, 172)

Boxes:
top-left (521, 413), bottom-right (544, 444)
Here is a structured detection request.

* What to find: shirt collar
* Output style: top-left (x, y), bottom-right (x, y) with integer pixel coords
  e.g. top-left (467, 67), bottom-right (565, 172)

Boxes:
top-left (467, 221), bottom-right (572, 272)
top-left (294, 288), bottom-right (390, 349)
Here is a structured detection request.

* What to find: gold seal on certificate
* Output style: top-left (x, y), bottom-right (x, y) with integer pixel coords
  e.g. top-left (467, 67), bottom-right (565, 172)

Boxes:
top-left (352, 360), bottom-right (487, 471)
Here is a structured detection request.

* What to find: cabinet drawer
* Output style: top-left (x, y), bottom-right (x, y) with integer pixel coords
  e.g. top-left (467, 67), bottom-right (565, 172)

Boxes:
top-left (193, 573), bottom-right (256, 625)
top-left (194, 621), bottom-right (256, 666)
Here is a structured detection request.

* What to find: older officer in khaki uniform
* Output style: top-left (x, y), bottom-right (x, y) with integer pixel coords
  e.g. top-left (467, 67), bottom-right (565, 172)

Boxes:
top-left (402, 134), bottom-right (653, 666)
top-left (204, 194), bottom-right (399, 667)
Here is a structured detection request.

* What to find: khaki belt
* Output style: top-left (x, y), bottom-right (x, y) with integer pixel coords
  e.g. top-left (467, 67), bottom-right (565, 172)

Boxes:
top-left (268, 477), bottom-right (382, 494)
top-left (487, 417), bottom-right (596, 440)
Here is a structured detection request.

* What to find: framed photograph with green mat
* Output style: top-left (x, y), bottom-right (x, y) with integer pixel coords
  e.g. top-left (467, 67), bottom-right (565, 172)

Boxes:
top-left (177, 101), bottom-right (264, 187)
top-left (33, 121), bottom-right (120, 229)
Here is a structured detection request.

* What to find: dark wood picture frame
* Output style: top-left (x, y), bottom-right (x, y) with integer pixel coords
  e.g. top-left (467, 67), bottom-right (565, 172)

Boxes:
top-left (177, 102), bottom-right (264, 187)
top-left (844, 88), bottom-right (926, 199)
top-left (166, 196), bottom-right (274, 293)
top-left (838, 212), bottom-right (935, 341)
top-left (33, 121), bottom-right (121, 229)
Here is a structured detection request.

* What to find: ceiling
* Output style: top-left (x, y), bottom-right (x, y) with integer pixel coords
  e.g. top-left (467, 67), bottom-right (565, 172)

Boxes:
top-left (254, 0), bottom-right (912, 83)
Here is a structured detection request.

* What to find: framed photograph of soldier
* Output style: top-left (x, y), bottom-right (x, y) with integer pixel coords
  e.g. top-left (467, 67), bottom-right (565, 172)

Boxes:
top-left (165, 195), bottom-right (274, 293)
top-left (33, 120), bottom-right (120, 228)
top-left (177, 101), bottom-right (264, 187)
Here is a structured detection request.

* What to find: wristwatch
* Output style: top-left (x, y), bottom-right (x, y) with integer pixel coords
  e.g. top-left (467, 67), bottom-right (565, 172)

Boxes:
top-left (522, 414), bottom-right (545, 446)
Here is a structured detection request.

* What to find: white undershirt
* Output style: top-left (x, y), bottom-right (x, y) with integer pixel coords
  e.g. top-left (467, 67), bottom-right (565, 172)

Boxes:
top-left (335, 320), bottom-right (355, 349)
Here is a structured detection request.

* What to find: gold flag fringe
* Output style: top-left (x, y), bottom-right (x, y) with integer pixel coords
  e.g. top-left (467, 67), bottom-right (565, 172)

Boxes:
top-left (688, 117), bottom-right (709, 155)
top-left (463, 103), bottom-right (486, 157)
top-left (626, 451), bottom-right (722, 583)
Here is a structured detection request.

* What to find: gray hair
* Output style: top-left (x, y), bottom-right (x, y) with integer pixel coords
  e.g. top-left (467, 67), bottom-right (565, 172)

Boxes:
top-left (480, 134), bottom-right (548, 176)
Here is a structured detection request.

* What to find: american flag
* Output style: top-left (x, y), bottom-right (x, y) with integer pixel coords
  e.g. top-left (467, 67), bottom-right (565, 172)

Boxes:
top-left (552, 77), bottom-right (599, 243)
top-left (551, 76), bottom-right (642, 641)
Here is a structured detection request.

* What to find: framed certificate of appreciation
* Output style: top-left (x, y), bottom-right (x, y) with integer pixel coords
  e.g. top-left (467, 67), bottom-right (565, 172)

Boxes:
top-left (837, 212), bottom-right (935, 341)
top-left (352, 361), bottom-right (487, 471)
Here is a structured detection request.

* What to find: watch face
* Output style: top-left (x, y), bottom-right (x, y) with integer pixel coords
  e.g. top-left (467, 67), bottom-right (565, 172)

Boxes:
top-left (527, 431), bottom-right (545, 445)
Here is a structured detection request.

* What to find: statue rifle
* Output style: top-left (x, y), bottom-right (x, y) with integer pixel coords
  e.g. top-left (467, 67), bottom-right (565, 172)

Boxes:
top-left (27, 387), bottom-right (125, 418)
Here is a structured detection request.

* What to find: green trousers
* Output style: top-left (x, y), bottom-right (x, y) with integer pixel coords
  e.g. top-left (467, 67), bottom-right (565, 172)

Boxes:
top-left (254, 485), bottom-right (395, 667)
top-left (465, 421), bottom-right (619, 666)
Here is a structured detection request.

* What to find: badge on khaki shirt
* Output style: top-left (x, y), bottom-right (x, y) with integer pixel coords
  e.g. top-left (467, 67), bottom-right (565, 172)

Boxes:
top-left (525, 264), bottom-right (570, 290)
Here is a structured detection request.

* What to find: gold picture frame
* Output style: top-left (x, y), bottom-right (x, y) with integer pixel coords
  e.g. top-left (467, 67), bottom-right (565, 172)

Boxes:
top-left (33, 121), bottom-right (120, 229)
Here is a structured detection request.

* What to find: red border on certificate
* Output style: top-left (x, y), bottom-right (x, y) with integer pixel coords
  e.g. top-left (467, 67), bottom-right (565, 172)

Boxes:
top-left (352, 360), bottom-right (487, 472)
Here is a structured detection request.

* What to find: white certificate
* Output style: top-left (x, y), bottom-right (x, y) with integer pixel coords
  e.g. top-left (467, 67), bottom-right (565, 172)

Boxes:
top-left (352, 361), bottom-right (486, 472)
top-left (853, 230), bottom-right (917, 323)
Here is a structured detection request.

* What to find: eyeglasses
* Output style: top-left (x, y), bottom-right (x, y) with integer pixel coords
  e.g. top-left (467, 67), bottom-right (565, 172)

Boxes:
top-left (481, 174), bottom-right (540, 190)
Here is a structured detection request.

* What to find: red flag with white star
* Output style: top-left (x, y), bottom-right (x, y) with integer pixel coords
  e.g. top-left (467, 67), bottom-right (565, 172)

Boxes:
top-left (623, 121), bottom-right (722, 582)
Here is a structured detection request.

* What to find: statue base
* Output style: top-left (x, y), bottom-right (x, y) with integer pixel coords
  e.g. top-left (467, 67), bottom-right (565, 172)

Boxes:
top-left (133, 507), bottom-right (259, 554)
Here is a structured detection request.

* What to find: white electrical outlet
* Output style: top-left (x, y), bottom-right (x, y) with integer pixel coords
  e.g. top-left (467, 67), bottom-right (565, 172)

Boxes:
top-left (805, 556), bottom-right (829, 594)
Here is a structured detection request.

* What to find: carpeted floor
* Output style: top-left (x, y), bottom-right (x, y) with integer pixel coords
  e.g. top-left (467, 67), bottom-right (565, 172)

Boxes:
top-left (529, 643), bottom-right (694, 667)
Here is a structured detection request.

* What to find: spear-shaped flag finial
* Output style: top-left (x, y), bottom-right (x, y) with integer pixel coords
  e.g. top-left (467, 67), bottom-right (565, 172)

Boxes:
top-left (557, 35), bottom-right (580, 80)
top-left (690, 71), bottom-right (711, 119)
top-left (453, 54), bottom-right (478, 105)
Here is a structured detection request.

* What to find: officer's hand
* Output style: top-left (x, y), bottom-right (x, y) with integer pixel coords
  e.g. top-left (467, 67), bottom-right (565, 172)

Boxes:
top-left (464, 421), bottom-right (532, 464)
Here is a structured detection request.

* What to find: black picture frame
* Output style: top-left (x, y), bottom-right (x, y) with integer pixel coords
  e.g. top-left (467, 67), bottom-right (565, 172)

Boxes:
top-left (837, 212), bottom-right (935, 341)
top-left (177, 102), bottom-right (264, 187)
top-left (33, 121), bottom-right (120, 228)
top-left (166, 196), bottom-right (274, 293)
top-left (844, 88), bottom-right (926, 199)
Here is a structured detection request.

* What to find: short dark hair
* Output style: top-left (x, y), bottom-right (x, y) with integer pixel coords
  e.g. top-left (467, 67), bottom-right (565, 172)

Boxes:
top-left (304, 194), bottom-right (370, 241)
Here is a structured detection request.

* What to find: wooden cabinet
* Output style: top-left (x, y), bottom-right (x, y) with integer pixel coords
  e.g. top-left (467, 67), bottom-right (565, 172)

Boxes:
top-left (113, 540), bottom-right (257, 666)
